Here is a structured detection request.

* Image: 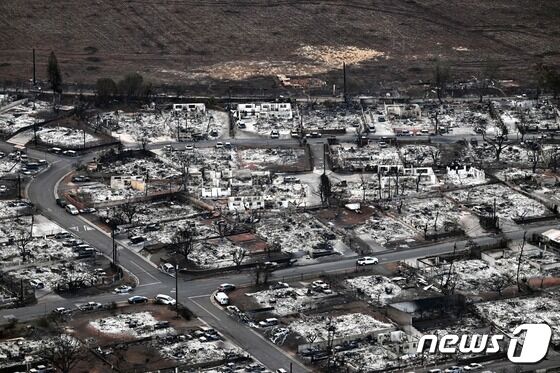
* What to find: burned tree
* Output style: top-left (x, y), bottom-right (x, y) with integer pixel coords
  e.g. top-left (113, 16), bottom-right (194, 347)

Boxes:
top-left (13, 223), bottom-right (34, 263)
top-left (39, 334), bottom-right (85, 373)
top-left (172, 225), bottom-right (196, 264)
top-left (318, 173), bottom-right (332, 206)
top-left (483, 130), bottom-right (508, 162)
top-left (232, 247), bottom-right (247, 271)
top-left (117, 200), bottom-right (138, 225)
top-left (433, 59), bottom-right (450, 104)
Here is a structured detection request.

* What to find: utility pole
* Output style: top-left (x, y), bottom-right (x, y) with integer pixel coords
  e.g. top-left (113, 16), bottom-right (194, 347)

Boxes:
top-left (175, 263), bottom-right (179, 317)
top-left (32, 48), bottom-right (36, 86)
top-left (343, 62), bottom-right (347, 103)
top-left (17, 174), bottom-right (21, 200)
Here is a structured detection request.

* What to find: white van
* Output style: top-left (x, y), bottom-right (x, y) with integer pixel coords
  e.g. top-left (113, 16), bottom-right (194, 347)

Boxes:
top-left (214, 291), bottom-right (229, 306)
top-left (65, 204), bottom-right (79, 215)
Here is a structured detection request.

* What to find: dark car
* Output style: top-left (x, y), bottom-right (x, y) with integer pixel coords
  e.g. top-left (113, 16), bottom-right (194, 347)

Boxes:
top-left (128, 296), bottom-right (148, 304)
top-left (56, 198), bottom-right (67, 208)
top-left (218, 283), bottom-right (236, 292)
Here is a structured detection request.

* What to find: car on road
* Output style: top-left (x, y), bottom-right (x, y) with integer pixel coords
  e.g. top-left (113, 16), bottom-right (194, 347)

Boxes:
top-left (0, 185), bottom-right (7, 193)
top-left (357, 256), bottom-right (379, 266)
top-left (214, 291), bottom-right (229, 306)
top-left (290, 131), bottom-right (301, 138)
top-left (184, 145), bottom-right (194, 151)
top-left (128, 295), bottom-right (148, 304)
top-left (379, 141), bottom-right (388, 148)
top-left (62, 150), bottom-right (77, 157)
top-left (114, 285), bottom-right (133, 294)
top-left (52, 307), bottom-right (71, 315)
top-left (65, 204), bottom-right (79, 215)
top-left (218, 283), bottom-right (235, 292)
top-left (78, 302), bottom-right (102, 311)
top-left (0, 151), bottom-right (4, 158)
top-left (270, 130), bottom-right (280, 139)
top-left (56, 198), bottom-right (67, 208)
top-left (79, 207), bottom-right (96, 214)
top-left (215, 142), bottom-right (224, 149)
top-left (306, 131), bottom-right (322, 138)
top-left (276, 369), bottom-right (288, 373)
top-left (154, 294), bottom-right (176, 305)
top-left (464, 363), bottom-right (483, 371)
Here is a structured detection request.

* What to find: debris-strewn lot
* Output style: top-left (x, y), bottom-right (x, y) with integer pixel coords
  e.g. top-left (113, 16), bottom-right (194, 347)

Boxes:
top-left (446, 183), bottom-right (549, 223)
top-left (289, 312), bottom-right (392, 342)
top-left (29, 127), bottom-right (101, 147)
top-left (475, 294), bottom-right (560, 345)
top-left (254, 213), bottom-right (348, 258)
top-left (354, 214), bottom-right (417, 247)
top-left (0, 100), bottom-right (51, 135)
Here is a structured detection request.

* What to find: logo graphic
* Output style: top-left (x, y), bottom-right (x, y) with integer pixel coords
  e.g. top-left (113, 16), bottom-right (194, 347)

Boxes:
top-left (417, 323), bottom-right (552, 364)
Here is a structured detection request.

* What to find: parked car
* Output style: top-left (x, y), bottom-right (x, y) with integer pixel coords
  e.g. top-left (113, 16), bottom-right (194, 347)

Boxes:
top-left (311, 280), bottom-right (329, 290)
top-left (65, 204), bottom-right (79, 215)
top-left (0, 185), bottom-right (7, 193)
top-left (218, 283), bottom-right (235, 292)
top-left (184, 145), bottom-right (194, 151)
top-left (215, 142), bottom-right (224, 149)
top-left (270, 130), bottom-right (280, 139)
top-left (214, 292), bottom-right (229, 305)
top-left (357, 256), bottom-right (379, 266)
top-left (154, 294), bottom-right (176, 305)
top-left (79, 207), bottom-right (96, 214)
top-left (54, 232), bottom-right (72, 239)
top-left (29, 279), bottom-right (45, 289)
top-left (72, 175), bottom-right (90, 182)
top-left (258, 318), bottom-right (279, 327)
top-left (128, 295), bottom-right (148, 304)
top-left (306, 132), bottom-right (322, 138)
top-left (56, 198), bottom-right (67, 208)
top-left (62, 150), bottom-right (77, 157)
top-left (114, 285), bottom-right (133, 294)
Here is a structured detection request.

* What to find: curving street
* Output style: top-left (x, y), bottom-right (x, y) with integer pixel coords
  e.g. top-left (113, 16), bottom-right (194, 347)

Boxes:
top-left (0, 135), bottom-right (558, 372)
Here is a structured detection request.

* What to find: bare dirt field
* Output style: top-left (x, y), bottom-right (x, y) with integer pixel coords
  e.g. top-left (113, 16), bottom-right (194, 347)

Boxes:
top-left (1, 1), bottom-right (559, 93)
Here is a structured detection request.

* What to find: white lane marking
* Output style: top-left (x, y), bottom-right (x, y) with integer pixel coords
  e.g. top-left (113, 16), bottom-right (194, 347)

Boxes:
top-left (188, 294), bottom-right (211, 299)
top-left (69, 226), bottom-right (79, 232)
top-left (83, 225), bottom-right (94, 231)
top-left (136, 282), bottom-right (162, 288)
top-left (129, 260), bottom-right (161, 282)
top-left (246, 327), bottom-right (311, 371)
top-left (190, 298), bottom-right (221, 321)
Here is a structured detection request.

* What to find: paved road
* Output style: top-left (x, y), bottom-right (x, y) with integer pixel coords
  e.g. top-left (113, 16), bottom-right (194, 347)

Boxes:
top-left (1, 136), bottom-right (559, 372)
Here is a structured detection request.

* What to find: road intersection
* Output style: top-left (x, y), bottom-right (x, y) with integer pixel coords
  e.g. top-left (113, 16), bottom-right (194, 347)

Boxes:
top-left (0, 134), bottom-right (557, 372)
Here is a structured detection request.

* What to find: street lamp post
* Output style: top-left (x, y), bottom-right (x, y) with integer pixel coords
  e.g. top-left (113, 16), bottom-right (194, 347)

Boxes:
top-left (175, 263), bottom-right (179, 318)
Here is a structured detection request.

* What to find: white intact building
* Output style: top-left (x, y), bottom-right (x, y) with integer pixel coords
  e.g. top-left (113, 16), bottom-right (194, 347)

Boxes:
top-left (173, 103), bottom-right (206, 113)
top-left (236, 102), bottom-right (293, 119)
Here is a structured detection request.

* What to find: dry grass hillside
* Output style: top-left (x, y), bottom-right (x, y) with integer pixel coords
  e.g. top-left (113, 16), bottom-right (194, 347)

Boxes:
top-left (1, 0), bottom-right (559, 91)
